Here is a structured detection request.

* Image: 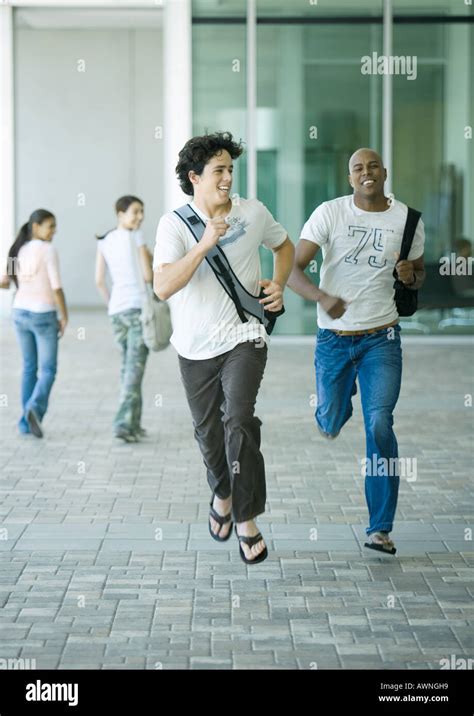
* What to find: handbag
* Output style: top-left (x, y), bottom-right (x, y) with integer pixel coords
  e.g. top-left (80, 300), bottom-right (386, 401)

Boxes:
top-left (132, 236), bottom-right (172, 351)
top-left (393, 207), bottom-right (422, 317)
top-left (174, 204), bottom-right (285, 335)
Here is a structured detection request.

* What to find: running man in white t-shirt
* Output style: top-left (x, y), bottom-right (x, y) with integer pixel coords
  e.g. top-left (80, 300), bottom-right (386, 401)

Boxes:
top-left (288, 148), bottom-right (426, 555)
top-left (153, 132), bottom-right (295, 564)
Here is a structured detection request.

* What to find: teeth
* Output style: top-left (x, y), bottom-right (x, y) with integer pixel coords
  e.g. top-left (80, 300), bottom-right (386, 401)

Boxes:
top-left (363, 180), bottom-right (374, 186)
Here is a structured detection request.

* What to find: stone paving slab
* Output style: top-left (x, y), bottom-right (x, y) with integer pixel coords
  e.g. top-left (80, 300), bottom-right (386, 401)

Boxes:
top-left (0, 312), bottom-right (472, 669)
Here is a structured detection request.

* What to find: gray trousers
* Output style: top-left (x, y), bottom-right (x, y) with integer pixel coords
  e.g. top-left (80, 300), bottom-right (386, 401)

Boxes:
top-left (178, 339), bottom-right (268, 523)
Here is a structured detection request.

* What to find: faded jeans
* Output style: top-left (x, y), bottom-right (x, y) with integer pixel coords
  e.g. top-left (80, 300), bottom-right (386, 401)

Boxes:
top-left (12, 308), bottom-right (59, 433)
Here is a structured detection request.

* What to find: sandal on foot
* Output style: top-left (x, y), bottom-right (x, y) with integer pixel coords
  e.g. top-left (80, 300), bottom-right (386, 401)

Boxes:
top-left (27, 409), bottom-right (43, 439)
top-left (364, 531), bottom-right (397, 555)
top-left (235, 525), bottom-right (268, 564)
top-left (208, 497), bottom-right (233, 542)
top-left (114, 428), bottom-right (139, 443)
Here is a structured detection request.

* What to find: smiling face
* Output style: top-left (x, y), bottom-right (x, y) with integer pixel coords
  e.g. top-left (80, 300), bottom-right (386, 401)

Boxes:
top-left (189, 149), bottom-right (233, 207)
top-left (348, 149), bottom-right (387, 201)
top-left (118, 201), bottom-right (144, 231)
top-left (32, 217), bottom-right (56, 242)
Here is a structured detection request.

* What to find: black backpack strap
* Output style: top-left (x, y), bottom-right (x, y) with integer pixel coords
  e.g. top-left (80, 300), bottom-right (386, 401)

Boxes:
top-left (400, 207), bottom-right (422, 261)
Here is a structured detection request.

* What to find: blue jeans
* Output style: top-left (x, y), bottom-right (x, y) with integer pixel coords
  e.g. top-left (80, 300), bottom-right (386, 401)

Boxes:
top-left (315, 325), bottom-right (402, 535)
top-left (12, 309), bottom-right (59, 433)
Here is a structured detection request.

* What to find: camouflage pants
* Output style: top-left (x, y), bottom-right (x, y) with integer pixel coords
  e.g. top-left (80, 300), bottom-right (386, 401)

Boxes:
top-left (110, 308), bottom-right (149, 433)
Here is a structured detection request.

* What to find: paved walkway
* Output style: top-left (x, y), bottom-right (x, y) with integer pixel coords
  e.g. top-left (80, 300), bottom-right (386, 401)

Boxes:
top-left (0, 312), bottom-right (473, 669)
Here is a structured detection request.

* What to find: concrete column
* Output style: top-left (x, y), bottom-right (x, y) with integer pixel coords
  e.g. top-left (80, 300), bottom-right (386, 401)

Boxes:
top-left (163, 0), bottom-right (192, 210)
top-left (276, 25), bottom-right (305, 334)
top-left (0, 5), bottom-right (15, 274)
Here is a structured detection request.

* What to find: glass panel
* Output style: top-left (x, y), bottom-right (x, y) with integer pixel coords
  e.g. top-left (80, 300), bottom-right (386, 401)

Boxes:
top-left (192, 1), bottom-right (474, 334)
top-left (257, 20), bottom-right (383, 334)
top-left (257, 0), bottom-right (383, 18)
top-left (192, 15), bottom-right (247, 195)
top-left (392, 9), bottom-right (474, 333)
top-left (192, 0), bottom-right (246, 18)
top-left (255, 0), bottom-right (471, 15)
top-left (193, 0), bottom-right (471, 19)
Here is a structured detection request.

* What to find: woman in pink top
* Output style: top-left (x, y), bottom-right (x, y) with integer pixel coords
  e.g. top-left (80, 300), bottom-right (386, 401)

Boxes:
top-left (0, 209), bottom-right (68, 438)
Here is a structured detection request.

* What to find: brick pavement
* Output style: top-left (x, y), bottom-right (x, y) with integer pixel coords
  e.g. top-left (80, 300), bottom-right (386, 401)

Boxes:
top-left (0, 312), bottom-right (472, 669)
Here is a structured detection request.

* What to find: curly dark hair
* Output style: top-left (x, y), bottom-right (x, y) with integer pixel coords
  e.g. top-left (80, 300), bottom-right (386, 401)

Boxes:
top-left (176, 131), bottom-right (245, 196)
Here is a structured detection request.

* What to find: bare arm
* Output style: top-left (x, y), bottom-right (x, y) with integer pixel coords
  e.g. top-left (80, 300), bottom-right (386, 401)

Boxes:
top-left (272, 237), bottom-right (295, 287)
top-left (95, 250), bottom-right (110, 305)
top-left (138, 245), bottom-right (153, 284)
top-left (154, 217), bottom-right (228, 301)
top-left (258, 237), bottom-right (295, 312)
top-left (287, 239), bottom-right (347, 319)
top-left (287, 239), bottom-right (323, 301)
top-left (54, 288), bottom-right (68, 337)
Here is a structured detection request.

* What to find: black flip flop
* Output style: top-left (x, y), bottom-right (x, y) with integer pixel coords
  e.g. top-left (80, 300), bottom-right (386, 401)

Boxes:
top-left (235, 525), bottom-right (268, 564)
top-left (208, 498), bottom-right (233, 542)
top-left (364, 540), bottom-right (397, 555)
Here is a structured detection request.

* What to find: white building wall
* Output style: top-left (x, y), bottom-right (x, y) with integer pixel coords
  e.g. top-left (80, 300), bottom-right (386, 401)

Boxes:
top-left (14, 25), bottom-right (163, 307)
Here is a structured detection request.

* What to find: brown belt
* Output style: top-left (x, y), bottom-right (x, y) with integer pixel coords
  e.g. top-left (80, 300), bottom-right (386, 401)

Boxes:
top-left (329, 320), bottom-right (399, 336)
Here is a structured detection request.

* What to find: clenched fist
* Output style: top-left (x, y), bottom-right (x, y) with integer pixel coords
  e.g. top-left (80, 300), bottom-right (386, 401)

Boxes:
top-left (200, 217), bottom-right (229, 252)
top-left (319, 292), bottom-right (348, 319)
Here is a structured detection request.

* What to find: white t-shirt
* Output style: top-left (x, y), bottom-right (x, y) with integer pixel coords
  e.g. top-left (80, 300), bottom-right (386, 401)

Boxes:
top-left (153, 196), bottom-right (288, 359)
top-left (300, 195), bottom-right (425, 331)
top-left (13, 239), bottom-right (62, 313)
top-left (97, 228), bottom-right (146, 316)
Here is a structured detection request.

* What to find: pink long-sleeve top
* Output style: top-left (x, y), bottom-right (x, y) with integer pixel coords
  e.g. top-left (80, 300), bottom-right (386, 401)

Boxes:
top-left (12, 239), bottom-right (62, 312)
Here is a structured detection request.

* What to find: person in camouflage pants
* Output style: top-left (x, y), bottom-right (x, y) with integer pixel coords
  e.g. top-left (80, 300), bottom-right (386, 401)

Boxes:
top-left (110, 308), bottom-right (149, 441)
top-left (95, 194), bottom-right (152, 443)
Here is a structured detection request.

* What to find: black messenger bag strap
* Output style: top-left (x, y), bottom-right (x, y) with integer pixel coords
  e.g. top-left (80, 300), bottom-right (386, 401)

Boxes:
top-left (212, 255), bottom-right (249, 324)
top-left (174, 204), bottom-right (254, 323)
top-left (174, 204), bottom-right (282, 331)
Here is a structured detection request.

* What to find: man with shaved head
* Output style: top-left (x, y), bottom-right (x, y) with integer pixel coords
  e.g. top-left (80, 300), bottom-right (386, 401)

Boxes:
top-left (288, 147), bottom-right (425, 555)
